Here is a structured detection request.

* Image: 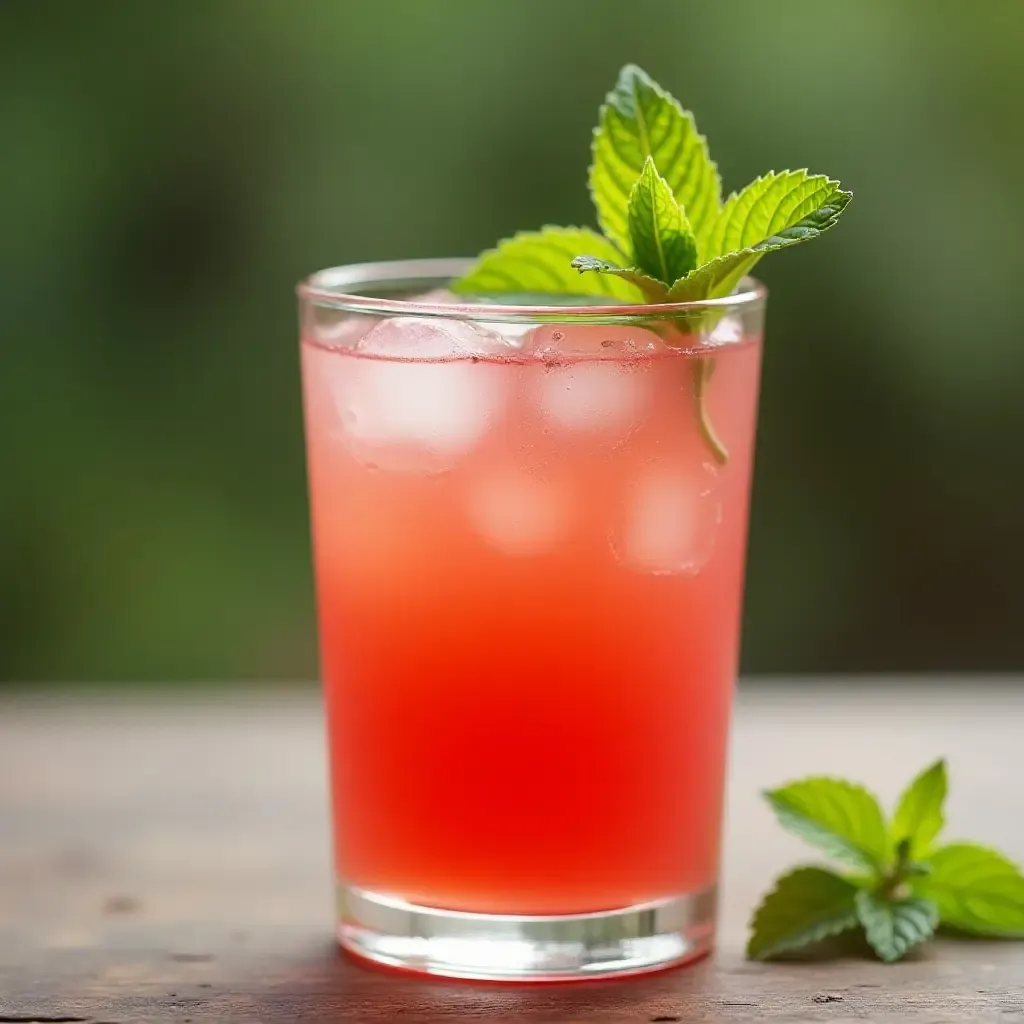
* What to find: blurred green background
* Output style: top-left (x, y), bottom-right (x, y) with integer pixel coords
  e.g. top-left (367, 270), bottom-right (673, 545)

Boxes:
top-left (2, 0), bottom-right (1022, 684)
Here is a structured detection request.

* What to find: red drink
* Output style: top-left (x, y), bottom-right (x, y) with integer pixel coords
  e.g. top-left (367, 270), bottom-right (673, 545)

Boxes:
top-left (299, 262), bottom-right (764, 979)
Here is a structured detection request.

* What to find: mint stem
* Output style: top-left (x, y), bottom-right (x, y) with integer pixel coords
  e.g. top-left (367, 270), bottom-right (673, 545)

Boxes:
top-left (879, 838), bottom-right (915, 901)
top-left (694, 357), bottom-right (729, 464)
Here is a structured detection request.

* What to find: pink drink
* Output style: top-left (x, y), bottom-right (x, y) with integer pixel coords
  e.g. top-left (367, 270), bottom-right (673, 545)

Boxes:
top-left (299, 268), bottom-right (764, 979)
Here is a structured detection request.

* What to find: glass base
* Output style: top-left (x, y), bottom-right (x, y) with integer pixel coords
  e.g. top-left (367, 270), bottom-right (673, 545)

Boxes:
top-left (337, 883), bottom-right (717, 982)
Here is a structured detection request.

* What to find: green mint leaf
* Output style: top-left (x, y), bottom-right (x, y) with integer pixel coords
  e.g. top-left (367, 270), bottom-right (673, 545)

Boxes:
top-left (855, 890), bottom-right (938, 963)
top-left (764, 778), bottom-right (889, 875)
top-left (666, 250), bottom-right (760, 304)
top-left (700, 169), bottom-right (852, 261)
top-left (914, 843), bottom-right (1024, 938)
top-left (891, 758), bottom-right (947, 859)
top-left (627, 157), bottom-right (698, 285)
top-left (668, 171), bottom-right (852, 302)
top-left (589, 64), bottom-right (720, 255)
top-left (453, 227), bottom-right (645, 302)
top-left (569, 255), bottom-right (667, 301)
top-left (747, 867), bottom-right (861, 961)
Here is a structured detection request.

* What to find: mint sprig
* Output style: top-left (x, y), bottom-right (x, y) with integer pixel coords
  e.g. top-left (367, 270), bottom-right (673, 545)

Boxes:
top-left (454, 64), bottom-right (852, 464)
top-left (748, 759), bottom-right (1024, 963)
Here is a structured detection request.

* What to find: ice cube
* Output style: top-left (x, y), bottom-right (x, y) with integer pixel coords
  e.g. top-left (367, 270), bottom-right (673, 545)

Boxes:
top-left (323, 317), bottom-right (509, 471)
top-left (537, 362), bottom-right (651, 435)
top-left (488, 321), bottom-right (535, 349)
top-left (305, 311), bottom-right (377, 350)
top-left (613, 463), bottom-right (722, 575)
top-left (466, 469), bottom-right (573, 557)
top-left (528, 324), bottom-right (660, 435)
top-left (355, 315), bottom-right (512, 360)
top-left (706, 314), bottom-right (744, 348)
top-left (410, 292), bottom-right (534, 350)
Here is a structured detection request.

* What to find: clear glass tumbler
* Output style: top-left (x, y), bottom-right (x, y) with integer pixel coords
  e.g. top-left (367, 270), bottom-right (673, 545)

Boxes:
top-left (297, 259), bottom-right (765, 981)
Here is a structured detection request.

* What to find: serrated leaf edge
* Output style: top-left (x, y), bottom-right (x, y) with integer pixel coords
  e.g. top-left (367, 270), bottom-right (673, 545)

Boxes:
top-left (702, 169), bottom-right (851, 258)
top-left (855, 889), bottom-right (938, 963)
top-left (627, 157), bottom-right (698, 285)
top-left (746, 866), bottom-right (862, 961)
top-left (762, 776), bottom-right (889, 875)
top-left (915, 841), bottom-right (1024, 938)
top-left (891, 758), bottom-right (947, 858)
top-left (588, 64), bottom-right (722, 252)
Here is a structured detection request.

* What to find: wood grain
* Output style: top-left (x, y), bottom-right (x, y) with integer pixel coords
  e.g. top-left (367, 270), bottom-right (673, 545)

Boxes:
top-left (1, 682), bottom-right (1022, 1022)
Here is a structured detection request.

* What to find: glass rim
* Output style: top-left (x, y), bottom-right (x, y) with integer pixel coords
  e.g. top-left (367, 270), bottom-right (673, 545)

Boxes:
top-left (297, 258), bottom-right (767, 323)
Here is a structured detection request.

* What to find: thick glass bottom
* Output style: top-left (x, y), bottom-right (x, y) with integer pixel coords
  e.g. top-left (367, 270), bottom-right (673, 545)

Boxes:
top-left (337, 883), bottom-right (717, 982)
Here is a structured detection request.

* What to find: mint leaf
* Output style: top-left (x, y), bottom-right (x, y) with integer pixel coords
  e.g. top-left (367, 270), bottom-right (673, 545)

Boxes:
top-left (892, 758), bottom-right (947, 859)
top-left (627, 157), bottom-right (698, 285)
top-left (700, 170), bottom-right (851, 259)
top-left (589, 64), bottom-right (720, 255)
top-left (753, 761), bottom-right (1024, 965)
top-left (914, 843), bottom-right (1024, 938)
top-left (855, 890), bottom-right (937, 962)
top-left (568, 255), bottom-right (667, 301)
top-left (747, 867), bottom-right (861, 961)
top-left (669, 171), bottom-right (852, 302)
top-left (765, 778), bottom-right (889, 875)
top-left (453, 227), bottom-right (645, 302)
top-left (666, 251), bottom-right (761, 304)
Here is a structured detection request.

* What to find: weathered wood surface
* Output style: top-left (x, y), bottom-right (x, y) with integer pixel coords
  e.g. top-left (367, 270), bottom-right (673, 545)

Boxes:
top-left (1, 682), bottom-right (1022, 1022)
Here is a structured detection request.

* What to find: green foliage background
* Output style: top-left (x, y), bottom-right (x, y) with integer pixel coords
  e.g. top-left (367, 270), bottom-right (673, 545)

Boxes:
top-left (2, 1), bottom-right (1022, 682)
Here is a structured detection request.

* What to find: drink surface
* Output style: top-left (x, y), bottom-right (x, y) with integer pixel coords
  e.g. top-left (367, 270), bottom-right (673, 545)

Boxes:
top-left (302, 313), bottom-right (761, 916)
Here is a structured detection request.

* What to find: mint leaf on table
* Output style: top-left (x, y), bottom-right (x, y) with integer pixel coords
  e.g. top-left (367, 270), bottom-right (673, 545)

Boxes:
top-left (764, 778), bottom-right (889, 875)
top-left (589, 64), bottom-right (720, 253)
top-left (453, 63), bottom-right (852, 462)
top-left (855, 890), bottom-right (938, 963)
top-left (913, 843), bottom-right (1024, 938)
top-left (891, 758), bottom-right (947, 859)
top-left (746, 868), bottom-right (861, 961)
top-left (749, 760), bottom-right (1024, 963)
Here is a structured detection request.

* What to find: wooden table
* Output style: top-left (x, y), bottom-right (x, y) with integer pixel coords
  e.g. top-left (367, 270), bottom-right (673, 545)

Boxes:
top-left (2, 682), bottom-right (1022, 1022)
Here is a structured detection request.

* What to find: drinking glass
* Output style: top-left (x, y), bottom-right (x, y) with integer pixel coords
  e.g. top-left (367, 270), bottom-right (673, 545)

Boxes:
top-left (297, 259), bottom-right (765, 981)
